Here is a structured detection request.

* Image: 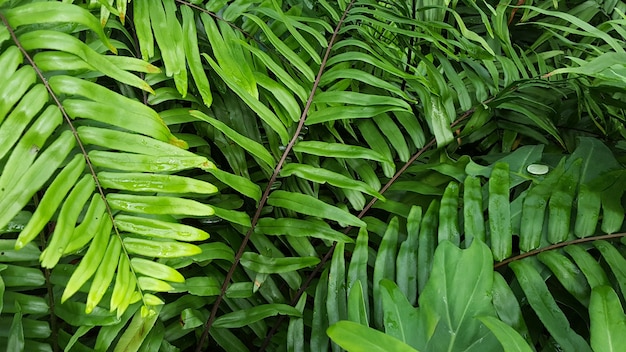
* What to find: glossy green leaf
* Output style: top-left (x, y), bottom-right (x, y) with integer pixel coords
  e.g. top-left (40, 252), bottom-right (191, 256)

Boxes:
top-left (438, 182), bottom-right (460, 245)
top-left (327, 321), bottom-right (419, 352)
top-left (240, 252), bottom-right (319, 274)
top-left (4, 2), bottom-right (116, 53)
top-left (594, 240), bottom-right (626, 297)
top-left (489, 162), bottom-right (511, 261)
top-left (463, 176), bottom-right (485, 245)
top-left (131, 258), bottom-right (184, 283)
top-left (267, 191), bottom-right (366, 227)
top-left (347, 280), bottom-right (368, 326)
top-left (307, 105), bottom-right (409, 125)
top-left (281, 163), bottom-right (384, 199)
top-left (294, 141), bottom-right (391, 163)
top-left (123, 237), bottom-right (201, 258)
top-left (538, 251), bottom-right (590, 306)
top-left (477, 316), bottom-right (533, 352)
top-left (511, 260), bottom-right (592, 352)
top-left (244, 14), bottom-right (315, 82)
top-left (19, 30), bottom-right (152, 93)
top-left (181, 6), bottom-right (212, 106)
top-left (311, 269), bottom-right (330, 351)
top-left (397, 206), bottom-right (421, 303)
top-left (201, 54), bottom-right (289, 144)
top-left (589, 285), bottom-right (626, 352)
top-left (418, 200), bottom-right (439, 293)
top-left (287, 293), bottom-right (306, 352)
top-left (548, 159), bottom-right (581, 243)
top-left (114, 215), bottom-right (209, 242)
top-left (207, 168), bottom-right (262, 202)
top-left (347, 227), bottom-right (370, 320)
top-left (564, 245), bottom-right (609, 289)
top-left (380, 280), bottom-right (420, 347)
top-left (107, 194), bottom-right (214, 216)
top-left (190, 110), bottom-right (275, 168)
top-left (200, 13), bottom-right (257, 98)
top-left (327, 241), bottom-right (347, 344)
top-left (419, 240), bottom-right (500, 352)
top-left (7, 303), bottom-right (23, 352)
top-left (492, 273), bottom-right (530, 344)
top-left (256, 217), bottom-right (353, 243)
top-left (373, 217), bottom-right (399, 327)
top-left (213, 304), bottom-right (302, 329)
top-left (113, 305), bottom-right (161, 352)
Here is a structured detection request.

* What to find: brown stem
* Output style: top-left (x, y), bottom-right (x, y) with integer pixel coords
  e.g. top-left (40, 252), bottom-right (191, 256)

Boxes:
top-left (495, 232), bottom-right (626, 269)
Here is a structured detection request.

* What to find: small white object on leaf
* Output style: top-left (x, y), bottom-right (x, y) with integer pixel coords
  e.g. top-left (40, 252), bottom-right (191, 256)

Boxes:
top-left (527, 164), bottom-right (549, 175)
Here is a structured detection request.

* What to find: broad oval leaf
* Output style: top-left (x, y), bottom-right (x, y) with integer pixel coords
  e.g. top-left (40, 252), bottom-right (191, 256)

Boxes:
top-left (419, 240), bottom-right (500, 352)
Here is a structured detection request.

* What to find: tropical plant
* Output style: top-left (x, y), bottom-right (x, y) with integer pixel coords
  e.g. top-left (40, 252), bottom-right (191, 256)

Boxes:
top-left (0, 0), bottom-right (625, 351)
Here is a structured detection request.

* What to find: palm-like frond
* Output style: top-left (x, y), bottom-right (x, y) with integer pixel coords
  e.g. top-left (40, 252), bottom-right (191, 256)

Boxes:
top-left (0, 0), bottom-right (625, 351)
top-left (323, 137), bottom-right (625, 351)
top-left (0, 1), bottom-right (253, 349)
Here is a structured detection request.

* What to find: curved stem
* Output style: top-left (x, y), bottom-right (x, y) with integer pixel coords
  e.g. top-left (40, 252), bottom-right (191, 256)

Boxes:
top-left (495, 232), bottom-right (626, 269)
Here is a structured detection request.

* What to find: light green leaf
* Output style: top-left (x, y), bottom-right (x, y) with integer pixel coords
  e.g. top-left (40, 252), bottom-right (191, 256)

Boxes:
top-left (207, 168), bottom-right (262, 202)
top-left (589, 285), bottom-right (626, 352)
top-left (19, 30), bottom-right (152, 93)
top-left (420, 240), bottom-right (500, 351)
top-left (313, 91), bottom-right (411, 109)
top-left (449, 11), bottom-right (495, 56)
top-left (267, 191), bottom-right (366, 227)
top-left (256, 218), bottom-right (353, 243)
top-left (240, 252), bottom-right (319, 274)
top-left (306, 105), bottom-right (408, 125)
top-left (213, 304), bottom-right (302, 328)
top-left (281, 163), bottom-right (384, 199)
top-left (243, 14), bottom-right (315, 82)
top-left (294, 141), bottom-right (391, 163)
top-left (425, 96), bottom-right (454, 148)
top-left (191, 110), bottom-right (276, 168)
top-left (4, 2), bottom-right (116, 53)
top-left (327, 321), bottom-right (419, 352)
top-left (347, 280), bottom-right (368, 326)
top-left (114, 305), bottom-right (161, 352)
top-left (380, 280), bottom-right (420, 347)
top-left (522, 5), bottom-right (624, 53)
top-left (477, 316), bottom-right (534, 352)
top-left (548, 52), bottom-right (626, 77)
top-left (202, 53), bottom-right (289, 144)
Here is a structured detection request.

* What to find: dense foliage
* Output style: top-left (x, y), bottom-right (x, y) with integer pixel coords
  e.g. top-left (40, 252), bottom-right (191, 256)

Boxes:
top-left (0, 0), bottom-right (625, 351)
